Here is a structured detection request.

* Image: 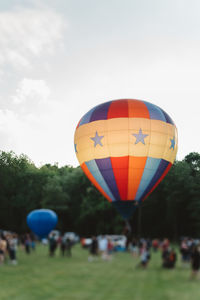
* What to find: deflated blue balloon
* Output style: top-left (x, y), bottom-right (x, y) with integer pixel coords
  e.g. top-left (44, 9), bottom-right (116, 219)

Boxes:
top-left (27, 209), bottom-right (58, 238)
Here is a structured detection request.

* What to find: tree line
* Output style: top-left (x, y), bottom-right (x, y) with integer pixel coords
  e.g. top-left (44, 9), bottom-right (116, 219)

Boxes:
top-left (0, 150), bottom-right (200, 240)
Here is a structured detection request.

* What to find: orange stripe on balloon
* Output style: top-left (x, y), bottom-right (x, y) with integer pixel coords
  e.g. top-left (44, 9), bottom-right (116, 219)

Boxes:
top-left (127, 156), bottom-right (147, 200)
top-left (128, 99), bottom-right (150, 119)
top-left (141, 162), bottom-right (172, 202)
top-left (81, 163), bottom-right (112, 202)
top-left (110, 156), bottom-right (129, 200)
top-left (107, 99), bottom-right (129, 119)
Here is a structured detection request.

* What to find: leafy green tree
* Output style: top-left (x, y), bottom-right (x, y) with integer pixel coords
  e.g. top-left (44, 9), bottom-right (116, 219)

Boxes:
top-left (0, 150), bottom-right (200, 239)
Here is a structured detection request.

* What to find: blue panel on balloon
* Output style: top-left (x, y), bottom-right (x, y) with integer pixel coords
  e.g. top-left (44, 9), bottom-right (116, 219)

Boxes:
top-left (85, 160), bottom-right (115, 201)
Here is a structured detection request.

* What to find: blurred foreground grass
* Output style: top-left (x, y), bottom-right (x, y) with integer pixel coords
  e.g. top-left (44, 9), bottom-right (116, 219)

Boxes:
top-left (0, 243), bottom-right (200, 300)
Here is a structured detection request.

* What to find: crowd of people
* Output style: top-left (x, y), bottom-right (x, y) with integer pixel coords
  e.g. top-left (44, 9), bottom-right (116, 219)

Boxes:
top-left (129, 236), bottom-right (200, 278)
top-left (1, 230), bottom-right (200, 279)
top-left (87, 235), bottom-right (114, 262)
top-left (0, 231), bottom-right (75, 265)
top-left (48, 232), bottom-right (73, 257)
top-left (84, 235), bottom-right (200, 279)
top-left (0, 232), bottom-right (18, 265)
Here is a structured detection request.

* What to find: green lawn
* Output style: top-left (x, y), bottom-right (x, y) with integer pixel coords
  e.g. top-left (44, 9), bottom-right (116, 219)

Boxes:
top-left (0, 244), bottom-right (199, 300)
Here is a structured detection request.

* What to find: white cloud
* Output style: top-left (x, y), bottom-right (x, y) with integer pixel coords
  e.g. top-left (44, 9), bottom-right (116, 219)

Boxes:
top-left (0, 76), bottom-right (76, 166)
top-left (0, 109), bottom-right (22, 150)
top-left (0, 7), bottom-right (66, 69)
top-left (0, 100), bottom-right (77, 167)
top-left (12, 78), bottom-right (51, 105)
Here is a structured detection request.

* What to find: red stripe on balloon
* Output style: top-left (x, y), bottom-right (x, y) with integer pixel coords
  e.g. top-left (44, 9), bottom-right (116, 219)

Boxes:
top-left (107, 99), bottom-right (129, 119)
top-left (81, 163), bottom-right (112, 202)
top-left (76, 119), bottom-right (81, 129)
top-left (110, 156), bottom-right (129, 200)
top-left (141, 162), bottom-right (172, 202)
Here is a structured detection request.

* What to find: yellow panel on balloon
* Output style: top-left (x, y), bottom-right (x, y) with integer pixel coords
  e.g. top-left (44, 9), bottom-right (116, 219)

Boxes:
top-left (107, 130), bottom-right (129, 145)
top-left (107, 118), bottom-right (129, 132)
top-left (128, 118), bottom-right (151, 132)
top-left (74, 117), bottom-right (178, 164)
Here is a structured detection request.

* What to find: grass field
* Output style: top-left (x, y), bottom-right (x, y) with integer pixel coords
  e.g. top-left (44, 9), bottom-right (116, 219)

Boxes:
top-left (0, 244), bottom-right (200, 300)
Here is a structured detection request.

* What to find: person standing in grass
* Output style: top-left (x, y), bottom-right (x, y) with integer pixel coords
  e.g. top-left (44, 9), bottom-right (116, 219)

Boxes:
top-left (30, 233), bottom-right (36, 251)
top-left (107, 237), bottom-right (114, 260)
top-left (88, 236), bottom-right (98, 262)
top-left (138, 242), bottom-right (151, 268)
top-left (130, 238), bottom-right (139, 257)
top-left (0, 233), bottom-right (7, 265)
top-left (180, 238), bottom-right (190, 267)
top-left (8, 233), bottom-right (18, 265)
top-left (190, 244), bottom-right (200, 279)
top-left (65, 238), bottom-right (72, 257)
top-left (25, 233), bottom-right (32, 254)
top-left (49, 233), bottom-right (57, 256)
top-left (60, 235), bottom-right (66, 256)
top-left (152, 239), bottom-right (159, 252)
top-left (162, 247), bottom-right (177, 269)
top-left (99, 235), bottom-right (108, 260)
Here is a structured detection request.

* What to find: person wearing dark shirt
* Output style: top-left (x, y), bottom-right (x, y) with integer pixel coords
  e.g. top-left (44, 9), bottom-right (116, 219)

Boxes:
top-left (49, 234), bottom-right (57, 256)
top-left (191, 245), bottom-right (200, 279)
top-left (162, 247), bottom-right (177, 269)
top-left (65, 238), bottom-right (72, 257)
top-left (88, 236), bottom-right (98, 262)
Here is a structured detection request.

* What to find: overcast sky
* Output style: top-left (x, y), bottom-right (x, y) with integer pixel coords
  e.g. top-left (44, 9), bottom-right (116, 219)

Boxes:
top-left (0, 0), bottom-right (199, 167)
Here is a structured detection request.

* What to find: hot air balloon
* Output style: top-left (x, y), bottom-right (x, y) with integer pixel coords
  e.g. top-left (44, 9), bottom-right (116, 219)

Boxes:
top-left (27, 209), bottom-right (58, 238)
top-left (74, 99), bottom-right (178, 219)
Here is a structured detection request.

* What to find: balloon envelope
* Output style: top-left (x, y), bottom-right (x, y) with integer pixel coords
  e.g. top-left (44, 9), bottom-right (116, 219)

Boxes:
top-left (27, 209), bottom-right (58, 238)
top-left (74, 99), bottom-right (178, 219)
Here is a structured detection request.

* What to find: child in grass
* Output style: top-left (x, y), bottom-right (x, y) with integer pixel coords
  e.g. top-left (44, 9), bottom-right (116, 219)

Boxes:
top-left (137, 242), bottom-right (151, 268)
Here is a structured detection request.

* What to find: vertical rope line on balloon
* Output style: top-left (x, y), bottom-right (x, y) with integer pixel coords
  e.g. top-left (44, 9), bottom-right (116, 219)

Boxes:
top-left (128, 100), bottom-right (130, 201)
top-left (142, 110), bottom-right (154, 234)
top-left (174, 125), bottom-right (178, 162)
top-left (138, 103), bottom-right (152, 236)
top-left (107, 105), bottom-right (112, 202)
top-left (168, 123), bottom-right (177, 163)
top-left (163, 125), bottom-right (169, 163)
top-left (148, 117), bottom-right (152, 178)
top-left (127, 101), bottom-right (131, 233)
top-left (105, 106), bottom-right (113, 234)
top-left (160, 108), bottom-right (169, 164)
top-left (142, 104), bottom-right (152, 205)
top-left (107, 103), bottom-right (118, 204)
top-left (104, 115), bottom-right (108, 235)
